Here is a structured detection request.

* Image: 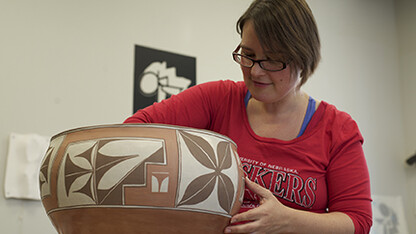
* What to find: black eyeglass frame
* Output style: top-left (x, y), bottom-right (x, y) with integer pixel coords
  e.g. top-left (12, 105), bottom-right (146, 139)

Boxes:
top-left (232, 46), bottom-right (289, 72)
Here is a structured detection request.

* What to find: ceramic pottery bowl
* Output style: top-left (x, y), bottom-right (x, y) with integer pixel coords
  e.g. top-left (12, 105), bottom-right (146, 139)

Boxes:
top-left (39, 124), bottom-right (244, 233)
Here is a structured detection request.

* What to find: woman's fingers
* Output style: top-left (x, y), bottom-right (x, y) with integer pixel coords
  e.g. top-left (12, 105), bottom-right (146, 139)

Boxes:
top-left (230, 206), bottom-right (259, 224)
top-left (225, 218), bottom-right (261, 233)
top-left (244, 177), bottom-right (274, 201)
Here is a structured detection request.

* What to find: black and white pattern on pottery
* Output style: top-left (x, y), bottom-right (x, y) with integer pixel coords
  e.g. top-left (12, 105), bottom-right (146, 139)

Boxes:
top-left (39, 135), bottom-right (65, 198)
top-left (56, 137), bottom-right (166, 208)
top-left (176, 130), bottom-right (240, 216)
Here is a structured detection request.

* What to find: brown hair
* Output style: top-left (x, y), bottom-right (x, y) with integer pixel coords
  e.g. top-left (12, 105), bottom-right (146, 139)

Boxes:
top-left (237, 0), bottom-right (321, 86)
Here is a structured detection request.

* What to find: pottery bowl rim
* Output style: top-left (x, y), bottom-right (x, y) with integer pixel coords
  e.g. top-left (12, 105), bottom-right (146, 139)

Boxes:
top-left (50, 123), bottom-right (237, 147)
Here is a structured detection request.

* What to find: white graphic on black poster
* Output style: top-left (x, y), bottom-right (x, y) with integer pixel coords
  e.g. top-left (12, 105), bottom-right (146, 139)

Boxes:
top-left (133, 45), bottom-right (196, 113)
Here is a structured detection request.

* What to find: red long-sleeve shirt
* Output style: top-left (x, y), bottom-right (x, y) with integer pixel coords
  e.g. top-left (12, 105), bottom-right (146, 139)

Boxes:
top-left (124, 80), bottom-right (372, 233)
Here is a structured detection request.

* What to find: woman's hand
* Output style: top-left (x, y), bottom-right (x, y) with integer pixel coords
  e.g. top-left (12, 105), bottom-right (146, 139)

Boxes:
top-left (224, 177), bottom-right (293, 234)
top-left (223, 178), bottom-right (355, 234)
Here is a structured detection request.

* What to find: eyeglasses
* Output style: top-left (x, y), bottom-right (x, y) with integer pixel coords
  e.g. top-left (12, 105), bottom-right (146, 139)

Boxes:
top-left (232, 46), bottom-right (289, 72)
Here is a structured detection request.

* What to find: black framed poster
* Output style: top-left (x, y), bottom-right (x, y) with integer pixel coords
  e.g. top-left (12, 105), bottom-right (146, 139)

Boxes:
top-left (133, 45), bottom-right (196, 113)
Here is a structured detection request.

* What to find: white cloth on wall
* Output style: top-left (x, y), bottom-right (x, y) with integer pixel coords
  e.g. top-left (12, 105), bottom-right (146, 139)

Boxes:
top-left (4, 133), bottom-right (50, 200)
top-left (370, 194), bottom-right (409, 234)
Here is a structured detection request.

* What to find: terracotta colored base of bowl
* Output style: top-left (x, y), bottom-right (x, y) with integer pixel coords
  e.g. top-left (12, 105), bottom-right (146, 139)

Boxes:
top-left (49, 207), bottom-right (230, 234)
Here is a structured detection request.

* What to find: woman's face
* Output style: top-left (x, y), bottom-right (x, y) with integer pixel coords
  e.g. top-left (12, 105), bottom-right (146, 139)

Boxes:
top-left (240, 20), bottom-right (301, 105)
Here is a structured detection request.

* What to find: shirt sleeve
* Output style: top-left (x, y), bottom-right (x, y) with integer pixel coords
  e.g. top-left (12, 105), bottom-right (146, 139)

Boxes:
top-left (123, 81), bottom-right (222, 129)
top-left (326, 116), bottom-right (372, 234)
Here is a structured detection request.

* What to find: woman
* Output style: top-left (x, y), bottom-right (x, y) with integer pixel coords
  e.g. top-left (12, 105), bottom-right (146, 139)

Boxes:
top-left (124, 0), bottom-right (372, 233)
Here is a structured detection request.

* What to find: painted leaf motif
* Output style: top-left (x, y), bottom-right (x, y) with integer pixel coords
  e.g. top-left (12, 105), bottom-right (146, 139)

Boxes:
top-left (217, 173), bottom-right (235, 213)
top-left (217, 141), bottom-right (232, 170)
top-left (68, 173), bottom-right (92, 195)
top-left (65, 152), bottom-right (93, 196)
top-left (39, 172), bottom-right (46, 184)
top-left (71, 155), bottom-right (93, 171)
top-left (72, 173), bottom-right (95, 200)
top-left (97, 156), bottom-right (143, 190)
top-left (98, 139), bottom-right (163, 158)
top-left (39, 148), bottom-right (52, 181)
top-left (179, 131), bottom-right (217, 169)
top-left (177, 172), bottom-right (216, 206)
top-left (66, 141), bottom-right (96, 170)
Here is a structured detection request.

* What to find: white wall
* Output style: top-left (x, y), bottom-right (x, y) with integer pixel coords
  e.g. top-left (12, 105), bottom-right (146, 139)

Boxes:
top-left (0, 1), bottom-right (252, 233)
top-left (307, 0), bottom-right (414, 232)
top-left (0, 0), bottom-right (414, 233)
top-left (396, 0), bottom-right (416, 233)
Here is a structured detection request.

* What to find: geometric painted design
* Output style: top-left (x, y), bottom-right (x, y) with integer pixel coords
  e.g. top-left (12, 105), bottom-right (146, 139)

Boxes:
top-left (56, 137), bottom-right (166, 207)
top-left (176, 130), bottom-right (240, 215)
top-left (39, 135), bottom-right (65, 198)
top-left (151, 172), bottom-right (169, 193)
top-left (38, 124), bottom-right (245, 234)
